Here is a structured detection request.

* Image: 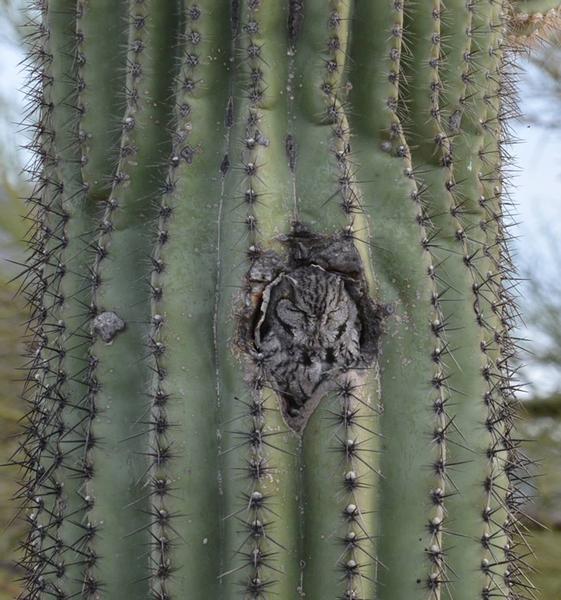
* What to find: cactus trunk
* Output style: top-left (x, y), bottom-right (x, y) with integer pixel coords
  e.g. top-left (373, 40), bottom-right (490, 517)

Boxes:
top-left (16, 1), bottom-right (536, 599)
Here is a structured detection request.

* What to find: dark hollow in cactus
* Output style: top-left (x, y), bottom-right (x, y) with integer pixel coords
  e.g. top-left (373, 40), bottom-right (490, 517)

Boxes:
top-left (12, 0), bottom-right (553, 599)
top-left (237, 225), bottom-right (384, 432)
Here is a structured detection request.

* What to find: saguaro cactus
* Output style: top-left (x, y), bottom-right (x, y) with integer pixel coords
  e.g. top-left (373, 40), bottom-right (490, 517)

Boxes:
top-left (15, 1), bottom-right (556, 599)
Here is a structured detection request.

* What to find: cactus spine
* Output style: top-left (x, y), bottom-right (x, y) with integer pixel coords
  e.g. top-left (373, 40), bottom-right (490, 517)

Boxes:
top-left (15, 1), bottom-right (544, 599)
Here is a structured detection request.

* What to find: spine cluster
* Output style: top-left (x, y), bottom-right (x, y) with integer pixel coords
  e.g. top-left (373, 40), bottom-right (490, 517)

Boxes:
top-left (391, 3), bottom-right (451, 596)
top-left (149, 5), bottom-right (202, 596)
top-left (17, 5), bottom-right (67, 597)
top-left (321, 4), bottom-right (378, 599)
top-left (228, 2), bottom-right (279, 595)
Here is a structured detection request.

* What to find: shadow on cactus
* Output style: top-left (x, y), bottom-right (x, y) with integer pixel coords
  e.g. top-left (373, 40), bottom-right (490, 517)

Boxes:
top-left (12, 1), bottom-right (555, 599)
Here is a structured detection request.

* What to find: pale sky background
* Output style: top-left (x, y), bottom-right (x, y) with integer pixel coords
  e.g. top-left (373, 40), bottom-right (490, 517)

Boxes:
top-left (0, 12), bottom-right (560, 395)
top-left (0, 5), bottom-right (25, 175)
top-left (515, 63), bottom-right (561, 249)
top-left (510, 59), bottom-right (561, 395)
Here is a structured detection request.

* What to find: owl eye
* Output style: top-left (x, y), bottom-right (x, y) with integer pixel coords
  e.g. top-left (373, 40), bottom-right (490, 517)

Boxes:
top-left (275, 298), bottom-right (303, 329)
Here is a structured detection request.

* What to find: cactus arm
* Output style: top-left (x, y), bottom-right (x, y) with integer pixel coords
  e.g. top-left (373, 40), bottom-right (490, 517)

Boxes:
top-left (401, 2), bottom-right (524, 598)
top-left (510, 0), bottom-right (561, 39)
top-left (76, 0), bottom-right (128, 201)
top-left (438, 2), bottom-right (520, 598)
top-left (512, 0), bottom-right (561, 11)
top-left (84, 1), bottom-right (182, 597)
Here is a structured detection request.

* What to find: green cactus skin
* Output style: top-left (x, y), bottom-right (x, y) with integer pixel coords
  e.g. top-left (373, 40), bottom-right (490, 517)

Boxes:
top-left (514, 0), bottom-right (561, 12)
top-left (15, 1), bottom-right (534, 599)
top-left (86, 1), bottom-right (182, 596)
top-left (48, 3), bottom-right (94, 597)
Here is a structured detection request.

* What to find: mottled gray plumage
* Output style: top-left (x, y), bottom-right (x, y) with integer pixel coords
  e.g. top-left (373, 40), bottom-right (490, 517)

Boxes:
top-left (239, 226), bottom-right (383, 432)
top-left (258, 266), bottom-right (362, 413)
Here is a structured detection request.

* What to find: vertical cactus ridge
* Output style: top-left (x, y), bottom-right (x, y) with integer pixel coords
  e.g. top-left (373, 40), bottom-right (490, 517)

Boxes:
top-left (16, 5), bottom-right (65, 597)
top-left (41, 2), bottom-right (95, 598)
top-left (402, 2), bottom-right (492, 599)
top-left (347, 4), bottom-right (450, 599)
top-left (395, 5), bottom-right (456, 597)
top-left (15, 2), bottom-right (95, 598)
top-left (291, 0), bottom-right (353, 231)
top-left (431, 2), bottom-right (526, 598)
top-left (289, 5), bottom-right (381, 599)
top-left (233, 0), bottom-right (292, 239)
top-left (85, 1), bottom-right (181, 596)
top-left (76, 0), bottom-right (128, 201)
top-left (399, 4), bottom-right (457, 596)
top-left (468, 6), bottom-right (512, 598)
top-left (400, 2), bottom-right (527, 599)
top-left (14, 1), bottom-right (533, 599)
top-left (448, 5), bottom-right (508, 600)
top-left (219, 3), bottom-right (302, 598)
top-left (440, 0), bottom-right (473, 135)
top-left (149, 4), bottom-right (234, 598)
top-left (475, 6), bottom-right (530, 597)
top-left (300, 386), bottom-right (380, 600)
top-left (48, 1), bottom-right (105, 597)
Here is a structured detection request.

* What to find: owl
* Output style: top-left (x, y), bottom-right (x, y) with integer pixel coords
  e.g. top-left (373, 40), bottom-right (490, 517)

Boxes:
top-left (239, 225), bottom-right (384, 432)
